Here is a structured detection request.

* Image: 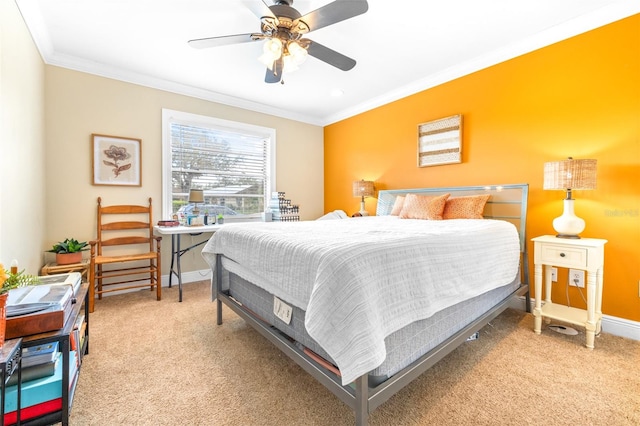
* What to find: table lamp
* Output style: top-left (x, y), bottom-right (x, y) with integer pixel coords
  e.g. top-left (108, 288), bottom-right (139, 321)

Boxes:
top-left (543, 157), bottom-right (597, 239)
top-left (352, 180), bottom-right (375, 216)
top-left (188, 188), bottom-right (204, 216)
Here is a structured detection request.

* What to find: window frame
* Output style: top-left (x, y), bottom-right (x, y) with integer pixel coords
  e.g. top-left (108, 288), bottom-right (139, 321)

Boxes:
top-left (161, 109), bottom-right (276, 221)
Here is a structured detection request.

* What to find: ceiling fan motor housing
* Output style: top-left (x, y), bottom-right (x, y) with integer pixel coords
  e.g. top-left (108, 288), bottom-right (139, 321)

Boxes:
top-left (266, 3), bottom-right (309, 35)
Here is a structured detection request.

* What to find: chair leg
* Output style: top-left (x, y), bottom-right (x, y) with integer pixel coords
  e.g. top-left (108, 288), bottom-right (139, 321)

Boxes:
top-left (149, 271), bottom-right (154, 291)
top-left (149, 260), bottom-right (154, 292)
top-left (97, 264), bottom-right (103, 300)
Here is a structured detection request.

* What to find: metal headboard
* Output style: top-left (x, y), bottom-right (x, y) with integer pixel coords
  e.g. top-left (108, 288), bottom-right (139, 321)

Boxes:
top-left (376, 184), bottom-right (529, 253)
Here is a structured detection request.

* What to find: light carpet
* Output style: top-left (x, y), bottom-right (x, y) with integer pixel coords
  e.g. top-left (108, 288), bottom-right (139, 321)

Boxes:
top-left (70, 281), bottom-right (640, 425)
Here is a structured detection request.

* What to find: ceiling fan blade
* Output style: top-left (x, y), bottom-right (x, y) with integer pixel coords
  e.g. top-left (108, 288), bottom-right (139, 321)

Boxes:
top-left (298, 0), bottom-right (368, 32)
top-left (188, 33), bottom-right (258, 49)
top-left (242, 0), bottom-right (277, 20)
top-left (265, 57), bottom-right (284, 84)
top-left (306, 39), bottom-right (356, 71)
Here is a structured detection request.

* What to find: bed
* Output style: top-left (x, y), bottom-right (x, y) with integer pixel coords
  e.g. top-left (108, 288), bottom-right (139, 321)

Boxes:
top-left (202, 184), bottom-right (530, 425)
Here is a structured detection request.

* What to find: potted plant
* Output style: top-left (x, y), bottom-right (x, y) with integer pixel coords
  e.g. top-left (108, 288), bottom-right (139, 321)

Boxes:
top-left (48, 238), bottom-right (88, 265)
top-left (0, 263), bottom-right (39, 346)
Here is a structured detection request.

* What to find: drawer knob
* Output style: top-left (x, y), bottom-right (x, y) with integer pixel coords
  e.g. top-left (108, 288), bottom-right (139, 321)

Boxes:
top-left (560, 253), bottom-right (566, 257)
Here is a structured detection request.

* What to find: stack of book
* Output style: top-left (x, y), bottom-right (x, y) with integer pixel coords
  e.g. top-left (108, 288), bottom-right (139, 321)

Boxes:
top-left (7, 342), bottom-right (60, 386)
top-left (269, 191), bottom-right (300, 222)
top-left (157, 219), bottom-right (179, 227)
top-left (3, 351), bottom-right (79, 424)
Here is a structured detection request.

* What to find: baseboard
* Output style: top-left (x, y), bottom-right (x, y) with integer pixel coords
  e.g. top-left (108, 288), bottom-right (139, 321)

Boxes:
top-left (601, 314), bottom-right (640, 341)
top-left (510, 295), bottom-right (640, 342)
top-left (160, 269), bottom-right (211, 287)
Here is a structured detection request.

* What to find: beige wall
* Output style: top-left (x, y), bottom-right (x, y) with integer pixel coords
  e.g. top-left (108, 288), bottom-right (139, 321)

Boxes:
top-left (44, 66), bottom-right (324, 277)
top-left (0, 0), bottom-right (46, 274)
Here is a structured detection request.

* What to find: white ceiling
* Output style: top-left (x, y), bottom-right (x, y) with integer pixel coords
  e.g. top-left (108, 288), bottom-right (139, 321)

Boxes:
top-left (16, 0), bottom-right (640, 126)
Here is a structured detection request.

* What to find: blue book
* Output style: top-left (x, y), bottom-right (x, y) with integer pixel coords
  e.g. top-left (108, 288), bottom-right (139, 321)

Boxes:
top-left (22, 341), bottom-right (59, 368)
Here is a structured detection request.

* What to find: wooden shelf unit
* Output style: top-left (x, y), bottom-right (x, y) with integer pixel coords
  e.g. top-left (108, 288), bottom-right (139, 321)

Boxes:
top-left (41, 260), bottom-right (90, 282)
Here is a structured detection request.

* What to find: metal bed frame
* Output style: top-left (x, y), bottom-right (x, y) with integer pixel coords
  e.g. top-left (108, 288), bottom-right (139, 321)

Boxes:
top-left (213, 183), bottom-right (530, 425)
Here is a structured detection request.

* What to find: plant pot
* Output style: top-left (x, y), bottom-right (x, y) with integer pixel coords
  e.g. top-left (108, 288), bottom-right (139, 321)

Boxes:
top-left (56, 252), bottom-right (83, 265)
top-left (0, 293), bottom-right (7, 348)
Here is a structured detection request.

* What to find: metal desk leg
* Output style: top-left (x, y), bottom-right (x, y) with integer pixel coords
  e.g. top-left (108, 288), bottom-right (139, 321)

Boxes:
top-left (167, 234), bottom-right (184, 301)
top-left (176, 234), bottom-right (183, 302)
top-left (168, 234), bottom-right (176, 288)
top-left (167, 232), bottom-right (209, 303)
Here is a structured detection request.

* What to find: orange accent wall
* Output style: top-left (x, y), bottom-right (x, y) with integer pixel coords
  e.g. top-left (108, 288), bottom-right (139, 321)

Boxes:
top-left (324, 15), bottom-right (640, 321)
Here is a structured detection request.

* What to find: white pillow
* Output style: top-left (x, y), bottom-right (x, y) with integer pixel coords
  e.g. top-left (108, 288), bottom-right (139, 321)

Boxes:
top-left (316, 210), bottom-right (349, 220)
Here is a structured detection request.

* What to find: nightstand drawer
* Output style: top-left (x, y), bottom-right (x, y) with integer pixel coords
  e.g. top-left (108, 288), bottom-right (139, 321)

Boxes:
top-left (538, 244), bottom-right (588, 268)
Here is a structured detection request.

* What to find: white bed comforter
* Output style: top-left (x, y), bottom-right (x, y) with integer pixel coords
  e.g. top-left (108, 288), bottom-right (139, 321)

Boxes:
top-left (201, 216), bottom-right (520, 385)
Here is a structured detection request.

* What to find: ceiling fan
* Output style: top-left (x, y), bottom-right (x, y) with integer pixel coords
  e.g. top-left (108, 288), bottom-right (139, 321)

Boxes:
top-left (188, 0), bottom-right (369, 84)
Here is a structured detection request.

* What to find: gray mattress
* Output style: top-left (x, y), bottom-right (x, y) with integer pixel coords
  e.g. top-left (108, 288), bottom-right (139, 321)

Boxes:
top-left (227, 270), bottom-right (520, 385)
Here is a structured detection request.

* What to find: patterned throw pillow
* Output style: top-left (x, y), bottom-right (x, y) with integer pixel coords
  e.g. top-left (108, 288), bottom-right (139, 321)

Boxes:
top-left (443, 194), bottom-right (491, 219)
top-left (390, 195), bottom-right (405, 216)
top-left (399, 193), bottom-right (450, 220)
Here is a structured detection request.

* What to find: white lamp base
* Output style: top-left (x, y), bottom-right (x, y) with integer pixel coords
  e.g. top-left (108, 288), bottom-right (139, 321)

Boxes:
top-left (359, 199), bottom-right (369, 216)
top-left (552, 199), bottom-right (585, 239)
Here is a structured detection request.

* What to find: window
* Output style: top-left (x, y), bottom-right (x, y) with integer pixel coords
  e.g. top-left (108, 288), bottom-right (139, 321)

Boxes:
top-left (161, 109), bottom-right (275, 221)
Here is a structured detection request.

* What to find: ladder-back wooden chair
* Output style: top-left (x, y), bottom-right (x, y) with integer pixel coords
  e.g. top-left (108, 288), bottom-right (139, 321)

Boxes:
top-left (88, 197), bottom-right (162, 312)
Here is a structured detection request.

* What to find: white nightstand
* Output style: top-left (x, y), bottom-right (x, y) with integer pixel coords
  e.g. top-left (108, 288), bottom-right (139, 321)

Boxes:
top-left (531, 235), bottom-right (607, 349)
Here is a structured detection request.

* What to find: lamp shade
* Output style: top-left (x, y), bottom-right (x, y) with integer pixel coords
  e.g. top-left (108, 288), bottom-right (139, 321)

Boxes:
top-left (352, 180), bottom-right (375, 198)
top-left (543, 158), bottom-right (597, 190)
top-left (188, 189), bottom-right (204, 203)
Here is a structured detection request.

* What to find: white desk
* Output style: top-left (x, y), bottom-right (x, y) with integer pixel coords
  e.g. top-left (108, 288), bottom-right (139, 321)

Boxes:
top-left (153, 225), bottom-right (221, 302)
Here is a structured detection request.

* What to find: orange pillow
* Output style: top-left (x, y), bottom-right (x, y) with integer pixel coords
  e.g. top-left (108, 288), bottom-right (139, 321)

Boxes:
top-left (390, 195), bottom-right (405, 215)
top-left (443, 194), bottom-right (491, 219)
top-left (399, 193), bottom-right (450, 220)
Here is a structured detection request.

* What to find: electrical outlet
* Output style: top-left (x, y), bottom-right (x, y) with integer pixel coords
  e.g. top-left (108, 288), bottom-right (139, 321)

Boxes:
top-left (569, 269), bottom-right (585, 288)
top-left (550, 267), bottom-right (558, 282)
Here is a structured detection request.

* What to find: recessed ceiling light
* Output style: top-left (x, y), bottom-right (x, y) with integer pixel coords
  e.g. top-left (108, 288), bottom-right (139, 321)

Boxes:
top-left (330, 89), bottom-right (344, 97)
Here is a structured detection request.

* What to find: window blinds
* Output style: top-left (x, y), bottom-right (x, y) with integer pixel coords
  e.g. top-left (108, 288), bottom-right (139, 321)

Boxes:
top-left (169, 122), bottom-right (269, 215)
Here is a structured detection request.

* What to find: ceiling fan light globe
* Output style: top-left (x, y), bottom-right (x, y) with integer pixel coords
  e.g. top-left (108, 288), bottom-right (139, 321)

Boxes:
top-left (263, 38), bottom-right (283, 57)
top-left (259, 38), bottom-right (284, 68)
top-left (283, 55), bottom-right (300, 73)
top-left (288, 41), bottom-right (308, 64)
top-left (258, 53), bottom-right (276, 70)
